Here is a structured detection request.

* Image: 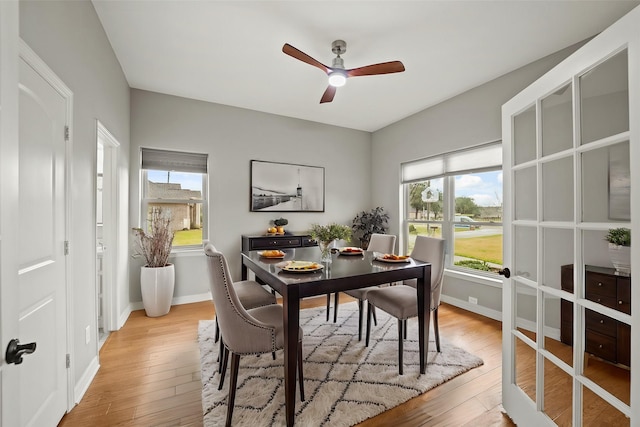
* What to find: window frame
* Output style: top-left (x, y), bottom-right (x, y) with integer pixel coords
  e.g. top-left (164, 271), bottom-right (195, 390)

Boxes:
top-left (402, 141), bottom-right (503, 278)
top-left (140, 148), bottom-right (208, 252)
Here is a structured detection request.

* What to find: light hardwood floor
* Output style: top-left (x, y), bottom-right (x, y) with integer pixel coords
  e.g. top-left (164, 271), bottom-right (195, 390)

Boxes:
top-left (59, 296), bottom-right (515, 426)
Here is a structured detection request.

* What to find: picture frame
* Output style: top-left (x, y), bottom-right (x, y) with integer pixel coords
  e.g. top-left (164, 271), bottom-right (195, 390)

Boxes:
top-left (608, 144), bottom-right (630, 220)
top-left (250, 160), bottom-right (325, 212)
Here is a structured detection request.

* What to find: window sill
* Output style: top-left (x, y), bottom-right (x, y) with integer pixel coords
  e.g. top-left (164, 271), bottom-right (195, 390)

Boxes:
top-left (444, 268), bottom-right (503, 288)
top-left (169, 247), bottom-right (205, 258)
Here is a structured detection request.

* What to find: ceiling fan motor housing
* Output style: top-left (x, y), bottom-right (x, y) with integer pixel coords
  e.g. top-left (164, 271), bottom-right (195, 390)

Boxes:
top-left (331, 40), bottom-right (347, 56)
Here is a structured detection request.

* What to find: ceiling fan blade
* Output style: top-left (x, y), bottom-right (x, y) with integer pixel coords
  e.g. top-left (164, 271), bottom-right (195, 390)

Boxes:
top-left (320, 86), bottom-right (336, 104)
top-left (347, 61), bottom-right (405, 77)
top-left (282, 43), bottom-right (330, 74)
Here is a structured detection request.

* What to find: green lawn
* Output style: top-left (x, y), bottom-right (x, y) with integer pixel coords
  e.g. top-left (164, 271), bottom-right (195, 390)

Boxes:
top-left (173, 229), bottom-right (202, 246)
top-left (408, 223), bottom-right (503, 266)
top-left (454, 234), bottom-right (503, 265)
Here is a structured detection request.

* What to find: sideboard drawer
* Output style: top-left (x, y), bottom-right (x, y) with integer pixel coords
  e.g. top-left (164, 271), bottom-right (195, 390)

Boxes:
top-left (585, 272), bottom-right (617, 298)
top-left (585, 330), bottom-right (617, 362)
top-left (249, 237), bottom-right (302, 250)
top-left (585, 309), bottom-right (617, 337)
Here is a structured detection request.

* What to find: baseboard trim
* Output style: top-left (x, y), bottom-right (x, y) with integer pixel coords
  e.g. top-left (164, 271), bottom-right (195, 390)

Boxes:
top-left (440, 294), bottom-right (503, 322)
top-left (74, 355), bottom-right (100, 405)
top-left (129, 293), bottom-right (213, 316)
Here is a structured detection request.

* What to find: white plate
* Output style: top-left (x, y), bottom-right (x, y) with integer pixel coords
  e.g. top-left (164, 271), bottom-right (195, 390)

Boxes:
top-left (375, 255), bottom-right (411, 263)
top-left (258, 250), bottom-right (285, 259)
top-left (338, 247), bottom-right (364, 256)
top-left (281, 260), bottom-right (324, 273)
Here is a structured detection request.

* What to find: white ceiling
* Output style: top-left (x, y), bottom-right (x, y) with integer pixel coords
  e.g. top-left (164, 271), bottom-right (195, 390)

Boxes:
top-left (92, 1), bottom-right (638, 132)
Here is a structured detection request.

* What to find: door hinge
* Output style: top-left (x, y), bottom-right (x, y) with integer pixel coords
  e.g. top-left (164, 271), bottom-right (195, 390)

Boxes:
top-left (66, 354), bottom-right (70, 368)
top-left (64, 126), bottom-right (69, 141)
top-left (64, 240), bottom-right (70, 255)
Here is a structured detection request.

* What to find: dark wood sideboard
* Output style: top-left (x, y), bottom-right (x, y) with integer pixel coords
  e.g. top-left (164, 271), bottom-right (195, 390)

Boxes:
top-left (241, 233), bottom-right (317, 280)
top-left (560, 264), bottom-right (631, 367)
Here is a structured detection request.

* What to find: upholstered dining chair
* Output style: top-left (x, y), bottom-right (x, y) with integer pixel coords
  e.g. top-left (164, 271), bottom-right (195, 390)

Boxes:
top-left (365, 235), bottom-right (445, 374)
top-left (204, 244), bottom-right (305, 426)
top-left (326, 233), bottom-right (397, 340)
top-left (210, 249), bottom-right (276, 378)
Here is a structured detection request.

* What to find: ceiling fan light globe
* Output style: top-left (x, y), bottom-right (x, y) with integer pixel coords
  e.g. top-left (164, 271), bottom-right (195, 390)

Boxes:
top-left (328, 72), bottom-right (347, 87)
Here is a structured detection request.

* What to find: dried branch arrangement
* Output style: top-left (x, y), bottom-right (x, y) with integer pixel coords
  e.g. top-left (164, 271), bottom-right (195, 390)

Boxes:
top-left (132, 207), bottom-right (174, 267)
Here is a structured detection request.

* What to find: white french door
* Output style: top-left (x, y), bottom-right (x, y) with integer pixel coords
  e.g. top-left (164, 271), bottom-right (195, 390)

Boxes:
top-left (502, 5), bottom-right (639, 426)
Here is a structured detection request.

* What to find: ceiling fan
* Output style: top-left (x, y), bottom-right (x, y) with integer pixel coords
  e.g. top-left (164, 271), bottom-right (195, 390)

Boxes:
top-left (282, 40), bottom-right (405, 104)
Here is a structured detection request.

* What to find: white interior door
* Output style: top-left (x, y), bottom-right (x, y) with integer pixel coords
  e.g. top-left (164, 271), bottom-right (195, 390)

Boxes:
top-left (96, 120), bottom-right (119, 345)
top-left (502, 6), bottom-right (639, 426)
top-left (16, 42), bottom-right (71, 426)
top-left (1, 2), bottom-right (20, 426)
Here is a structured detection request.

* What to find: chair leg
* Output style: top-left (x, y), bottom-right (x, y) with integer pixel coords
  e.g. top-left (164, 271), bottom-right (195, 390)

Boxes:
top-left (357, 299), bottom-right (364, 341)
top-left (372, 305), bottom-right (378, 326)
top-left (218, 337), bottom-right (225, 373)
top-left (326, 293), bottom-right (331, 321)
top-left (297, 340), bottom-right (305, 402)
top-left (225, 353), bottom-right (241, 427)
top-left (272, 352), bottom-right (276, 360)
top-left (434, 308), bottom-right (441, 352)
top-left (398, 320), bottom-right (404, 375)
top-left (333, 292), bottom-right (340, 323)
top-left (366, 303), bottom-right (373, 347)
top-left (403, 319), bottom-right (408, 340)
top-left (214, 317), bottom-right (220, 343)
top-left (218, 346), bottom-right (229, 390)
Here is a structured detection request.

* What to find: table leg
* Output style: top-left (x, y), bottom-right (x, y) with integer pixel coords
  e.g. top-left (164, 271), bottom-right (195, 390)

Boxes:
top-left (241, 262), bottom-right (248, 280)
top-left (417, 264), bottom-right (431, 374)
top-left (283, 287), bottom-right (300, 427)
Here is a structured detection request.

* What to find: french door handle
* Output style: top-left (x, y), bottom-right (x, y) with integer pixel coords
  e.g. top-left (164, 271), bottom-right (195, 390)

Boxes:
top-left (498, 268), bottom-right (511, 278)
top-left (5, 339), bottom-right (37, 365)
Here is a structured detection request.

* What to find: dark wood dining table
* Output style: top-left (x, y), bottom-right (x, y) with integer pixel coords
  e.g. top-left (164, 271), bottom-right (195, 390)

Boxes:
top-left (241, 246), bottom-right (432, 427)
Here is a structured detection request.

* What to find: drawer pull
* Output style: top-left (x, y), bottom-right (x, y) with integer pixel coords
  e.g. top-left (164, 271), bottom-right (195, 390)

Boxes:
top-left (600, 320), bottom-right (604, 324)
top-left (599, 344), bottom-right (603, 349)
top-left (619, 300), bottom-right (624, 305)
top-left (596, 298), bottom-right (601, 303)
top-left (598, 282), bottom-right (603, 287)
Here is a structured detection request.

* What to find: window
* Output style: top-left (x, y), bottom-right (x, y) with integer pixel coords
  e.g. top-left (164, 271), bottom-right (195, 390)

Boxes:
top-left (141, 148), bottom-right (208, 249)
top-left (403, 142), bottom-right (503, 275)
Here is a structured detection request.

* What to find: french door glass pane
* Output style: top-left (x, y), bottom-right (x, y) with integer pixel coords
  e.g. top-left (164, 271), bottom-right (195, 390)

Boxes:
top-left (580, 50), bottom-right (629, 145)
top-left (516, 283), bottom-right (536, 340)
top-left (514, 226), bottom-right (537, 281)
top-left (513, 105), bottom-right (537, 165)
top-left (515, 336), bottom-right (537, 403)
top-left (542, 83), bottom-right (573, 157)
top-left (543, 291), bottom-right (573, 368)
top-left (543, 228), bottom-right (574, 290)
top-left (582, 385), bottom-right (630, 426)
top-left (581, 141), bottom-right (630, 223)
top-left (543, 358), bottom-right (573, 423)
top-left (542, 157), bottom-right (573, 222)
top-left (514, 166), bottom-right (537, 221)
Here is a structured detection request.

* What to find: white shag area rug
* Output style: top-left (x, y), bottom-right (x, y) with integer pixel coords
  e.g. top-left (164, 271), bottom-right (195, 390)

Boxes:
top-left (199, 301), bottom-right (483, 426)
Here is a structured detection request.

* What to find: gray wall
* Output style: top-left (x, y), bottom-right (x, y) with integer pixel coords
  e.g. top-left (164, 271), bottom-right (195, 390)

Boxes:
top-left (19, 0), bottom-right (130, 392)
top-left (129, 89), bottom-right (372, 304)
top-left (370, 41), bottom-right (587, 319)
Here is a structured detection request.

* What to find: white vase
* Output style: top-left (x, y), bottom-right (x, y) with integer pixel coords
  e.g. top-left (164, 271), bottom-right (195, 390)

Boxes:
top-left (608, 243), bottom-right (631, 276)
top-left (140, 263), bottom-right (175, 317)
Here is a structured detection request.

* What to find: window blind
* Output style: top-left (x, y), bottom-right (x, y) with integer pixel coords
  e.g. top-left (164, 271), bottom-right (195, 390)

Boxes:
top-left (401, 142), bottom-right (502, 183)
top-left (141, 148), bottom-right (208, 174)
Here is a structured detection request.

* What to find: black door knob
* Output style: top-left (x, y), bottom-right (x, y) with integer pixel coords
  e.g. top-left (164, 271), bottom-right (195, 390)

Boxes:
top-left (5, 339), bottom-right (37, 365)
top-left (498, 268), bottom-right (511, 278)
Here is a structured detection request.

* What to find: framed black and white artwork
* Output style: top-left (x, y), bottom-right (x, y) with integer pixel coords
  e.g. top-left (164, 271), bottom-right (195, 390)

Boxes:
top-left (250, 160), bottom-right (325, 212)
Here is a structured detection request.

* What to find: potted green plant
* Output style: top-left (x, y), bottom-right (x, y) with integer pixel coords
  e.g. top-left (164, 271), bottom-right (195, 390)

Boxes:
top-left (310, 223), bottom-right (352, 263)
top-left (351, 207), bottom-right (390, 249)
top-left (605, 227), bottom-right (631, 275)
top-left (133, 207), bottom-right (175, 317)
